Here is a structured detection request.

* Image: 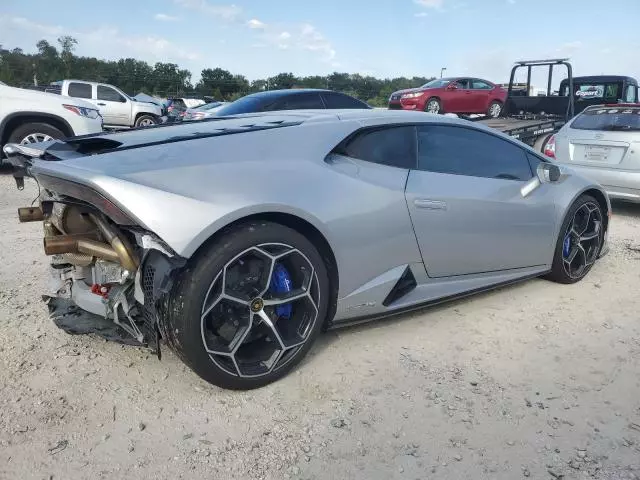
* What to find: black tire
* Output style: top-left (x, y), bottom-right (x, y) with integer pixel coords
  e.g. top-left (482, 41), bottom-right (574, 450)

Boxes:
top-left (424, 98), bottom-right (442, 114)
top-left (134, 114), bottom-right (157, 128)
top-left (165, 221), bottom-right (330, 390)
top-left (487, 101), bottom-right (502, 118)
top-left (546, 194), bottom-right (604, 284)
top-left (7, 122), bottom-right (65, 145)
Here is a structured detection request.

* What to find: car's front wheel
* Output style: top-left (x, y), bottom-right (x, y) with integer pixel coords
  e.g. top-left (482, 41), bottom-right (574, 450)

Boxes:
top-left (425, 98), bottom-right (442, 114)
top-left (8, 122), bottom-right (65, 145)
top-left (165, 221), bottom-right (329, 390)
top-left (134, 114), bottom-right (158, 128)
top-left (547, 195), bottom-right (604, 284)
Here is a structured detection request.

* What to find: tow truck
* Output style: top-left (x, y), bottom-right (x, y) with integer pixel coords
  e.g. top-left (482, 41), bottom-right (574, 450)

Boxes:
top-left (475, 58), bottom-right (575, 152)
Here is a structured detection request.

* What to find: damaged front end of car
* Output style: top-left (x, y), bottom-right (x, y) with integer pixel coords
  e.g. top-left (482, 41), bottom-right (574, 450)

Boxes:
top-left (4, 142), bottom-right (185, 355)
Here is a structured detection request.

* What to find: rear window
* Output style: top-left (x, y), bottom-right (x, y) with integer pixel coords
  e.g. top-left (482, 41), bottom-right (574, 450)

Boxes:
top-left (68, 82), bottom-right (92, 99)
top-left (562, 83), bottom-right (622, 99)
top-left (571, 107), bottom-right (640, 131)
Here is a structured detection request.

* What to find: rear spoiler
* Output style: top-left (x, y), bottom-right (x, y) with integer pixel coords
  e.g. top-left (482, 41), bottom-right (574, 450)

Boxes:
top-left (2, 140), bottom-right (84, 190)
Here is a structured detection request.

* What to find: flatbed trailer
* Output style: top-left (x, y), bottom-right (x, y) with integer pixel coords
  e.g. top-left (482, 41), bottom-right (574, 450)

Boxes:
top-left (473, 59), bottom-right (575, 151)
top-left (476, 115), bottom-right (567, 149)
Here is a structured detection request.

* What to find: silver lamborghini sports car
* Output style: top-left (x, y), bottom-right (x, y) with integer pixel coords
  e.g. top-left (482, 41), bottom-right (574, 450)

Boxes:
top-left (3, 109), bottom-right (610, 389)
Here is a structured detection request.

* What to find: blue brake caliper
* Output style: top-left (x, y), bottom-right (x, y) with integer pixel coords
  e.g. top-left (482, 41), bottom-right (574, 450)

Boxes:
top-left (269, 263), bottom-right (293, 319)
top-left (563, 234), bottom-right (571, 258)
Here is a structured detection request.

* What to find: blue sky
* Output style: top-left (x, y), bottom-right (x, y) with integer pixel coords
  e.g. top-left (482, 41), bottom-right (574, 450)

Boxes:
top-left (1, 0), bottom-right (639, 85)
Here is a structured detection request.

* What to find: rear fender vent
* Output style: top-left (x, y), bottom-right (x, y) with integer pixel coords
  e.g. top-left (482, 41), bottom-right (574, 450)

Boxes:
top-left (382, 266), bottom-right (417, 307)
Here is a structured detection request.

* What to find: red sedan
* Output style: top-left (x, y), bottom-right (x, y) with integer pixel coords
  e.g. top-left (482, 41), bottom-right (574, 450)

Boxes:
top-left (388, 77), bottom-right (507, 118)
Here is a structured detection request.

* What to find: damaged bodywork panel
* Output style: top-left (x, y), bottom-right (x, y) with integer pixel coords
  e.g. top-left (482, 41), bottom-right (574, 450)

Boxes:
top-left (7, 141), bottom-right (186, 352)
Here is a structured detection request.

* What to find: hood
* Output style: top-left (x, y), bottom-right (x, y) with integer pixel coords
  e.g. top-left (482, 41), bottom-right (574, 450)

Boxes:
top-left (391, 87), bottom-right (426, 96)
top-left (0, 84), bottom-right (97, 109)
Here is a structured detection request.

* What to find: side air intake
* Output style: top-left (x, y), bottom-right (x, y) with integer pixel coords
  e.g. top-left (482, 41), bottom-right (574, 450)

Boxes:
top-left (382, 266), bottom-right (417, 307)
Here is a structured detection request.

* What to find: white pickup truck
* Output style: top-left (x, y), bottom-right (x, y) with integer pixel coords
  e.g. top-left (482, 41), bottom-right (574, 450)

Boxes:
top-left (46, 80), bottom-right (164, 129)
top-left (0, 82), bottom-right (103, 158)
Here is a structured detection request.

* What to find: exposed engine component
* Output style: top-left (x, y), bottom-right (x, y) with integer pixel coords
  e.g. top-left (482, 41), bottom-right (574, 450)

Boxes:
top-left (50, 204), bottom-right (96, 235)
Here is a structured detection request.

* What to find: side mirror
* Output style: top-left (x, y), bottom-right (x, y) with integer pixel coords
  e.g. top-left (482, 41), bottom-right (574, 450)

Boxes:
top-left (446, 83), bottom-right (458, 91)
top-left (521, 163), bottom-right (562, 198)
top-left (538, 162), bottom-right (561, 183)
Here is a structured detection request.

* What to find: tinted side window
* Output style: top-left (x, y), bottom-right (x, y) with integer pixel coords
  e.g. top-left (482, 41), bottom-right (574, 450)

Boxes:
top-left (342, 126), bottom-right (416, 169)
top-left (417, 125), bottom-right (532, 181)
top-left (322, 92), bottom-right (368, 109)
top-left (97, 85), bottom-right (125, 102)
top-left (68, 82), bottom-right (92, 99)
top-left (276, 93), bottom-right (324, 110)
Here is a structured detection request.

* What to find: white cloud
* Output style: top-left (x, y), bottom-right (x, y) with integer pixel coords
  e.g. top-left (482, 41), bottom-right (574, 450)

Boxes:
top-left (7, 16), bottom-right (65, 36)
top-left (1, 16), bottom-right (200, 63)
top-left (174, 0), bottom-right (242, 21)
top-left (559, 40), bottom-right (583, 51)
top-left (414, 0), bottom-right (444, 8)
top-left (247, 18), bottom-right (266, 29)
top-left (249, 22), bottom-right (337, 64)
top-left (154, 13), bottom-right (180, 21)
top-left (414, 12), bottom-right (429, 17)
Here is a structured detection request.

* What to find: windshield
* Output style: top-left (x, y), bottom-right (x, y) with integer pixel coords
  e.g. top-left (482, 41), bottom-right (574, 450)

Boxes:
top-left (215, 95), bottom-right (269, 115)
top-left (421, 79), bottom-right (452, 89)
top-left (571, 107), bottom-right (640, 131)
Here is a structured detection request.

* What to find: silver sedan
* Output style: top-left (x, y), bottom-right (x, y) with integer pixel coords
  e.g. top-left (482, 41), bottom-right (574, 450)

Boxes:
top-left (549, 104), bottom-right (640, 203)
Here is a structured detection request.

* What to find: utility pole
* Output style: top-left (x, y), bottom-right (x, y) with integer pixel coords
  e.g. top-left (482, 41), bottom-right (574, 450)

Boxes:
top-left (440, 67), bottom-right (447, 78)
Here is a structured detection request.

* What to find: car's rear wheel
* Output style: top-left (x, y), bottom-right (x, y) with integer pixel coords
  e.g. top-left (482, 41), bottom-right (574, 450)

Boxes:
top-left (165, 221), bottom-right (329, 390)
top-left (547, 195), bottom-right (604, 284)
top-left (487, 101), bottom-right (502, 118)
top-left (425, 98), bottom-right (442, 114)
top-left (8, 122), bottom-right (65, 145)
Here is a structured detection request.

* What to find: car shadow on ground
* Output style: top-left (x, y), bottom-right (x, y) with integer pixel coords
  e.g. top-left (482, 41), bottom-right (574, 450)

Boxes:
top-left (302, 278), bottom-right (536, 368)
top-left (611, 199), bottom-right (640, 218)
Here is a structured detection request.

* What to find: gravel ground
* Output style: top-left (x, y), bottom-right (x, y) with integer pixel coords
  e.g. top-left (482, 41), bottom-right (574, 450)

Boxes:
top-left (1, 169), bottom-right (639, 480)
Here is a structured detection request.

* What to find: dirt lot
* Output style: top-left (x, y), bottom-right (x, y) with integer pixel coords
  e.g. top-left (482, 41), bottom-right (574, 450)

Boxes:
top-left (0, 170), bottom-right (639, 480)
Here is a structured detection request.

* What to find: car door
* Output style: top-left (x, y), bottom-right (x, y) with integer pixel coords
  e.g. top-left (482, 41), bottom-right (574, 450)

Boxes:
top-left (405, 124), bottom-right (557, 277)
top-left (443, 79), bottom-right (470, 113)
top-left (468, 79), bottom-right (494, 113)
top-left (96, 85), bottom-right (131, 126)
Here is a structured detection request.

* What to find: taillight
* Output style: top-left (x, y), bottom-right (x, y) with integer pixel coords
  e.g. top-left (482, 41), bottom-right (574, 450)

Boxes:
top-left (543, 135), bottom-right (556, 159)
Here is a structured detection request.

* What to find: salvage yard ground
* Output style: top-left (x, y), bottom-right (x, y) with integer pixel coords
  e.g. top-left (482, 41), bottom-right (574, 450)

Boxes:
top-left (0, 170), bottom-right (639, 480)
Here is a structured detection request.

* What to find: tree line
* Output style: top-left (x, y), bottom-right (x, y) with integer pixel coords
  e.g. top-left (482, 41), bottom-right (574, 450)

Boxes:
top-left (0, 37), bottom-right (434, 107)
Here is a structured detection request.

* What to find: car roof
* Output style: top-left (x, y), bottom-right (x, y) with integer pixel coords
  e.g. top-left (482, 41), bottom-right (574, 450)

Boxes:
top-left (245, 88), bottom-right (334, 99)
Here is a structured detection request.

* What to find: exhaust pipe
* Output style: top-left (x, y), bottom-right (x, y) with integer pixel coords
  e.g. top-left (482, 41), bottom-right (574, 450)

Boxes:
top-left (89, 214), bottom-right (139, 272)
top-left (18, 206), bottom-right (44, 222)
top-left (44, 235), bottom-right (121, 264)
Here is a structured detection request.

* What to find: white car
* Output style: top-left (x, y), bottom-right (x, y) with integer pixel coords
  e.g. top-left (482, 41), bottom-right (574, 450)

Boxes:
top-left (50, 80), bottom-right (164, 129)
top-left (0, 83), bottom-right (103, 155)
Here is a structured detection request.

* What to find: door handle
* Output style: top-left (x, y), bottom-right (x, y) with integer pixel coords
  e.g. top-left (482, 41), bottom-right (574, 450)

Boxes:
top-left (97, 102), bottom-right (106, 106)
top-left (414, 199), bottom-right (447, 210)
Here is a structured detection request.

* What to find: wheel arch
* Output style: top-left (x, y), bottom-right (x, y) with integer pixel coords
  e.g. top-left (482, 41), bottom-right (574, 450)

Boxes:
top-left (0, 112), bottom-right (74, 146)
top-left (189, 210), bottom-right (340, 329)
top-left (424, 96), bottom-right (442, 110)
top-left (558, 186), bottom-right (611, 239)
top-left (134, 112), bottom-right (158, 124)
